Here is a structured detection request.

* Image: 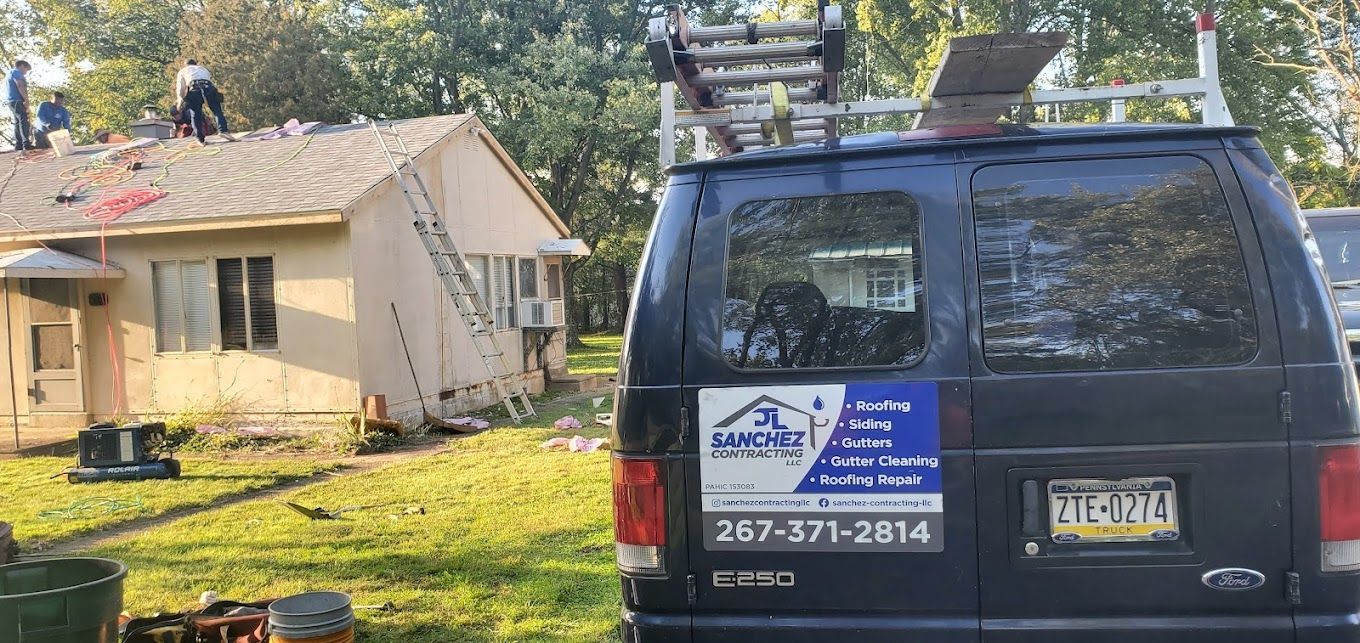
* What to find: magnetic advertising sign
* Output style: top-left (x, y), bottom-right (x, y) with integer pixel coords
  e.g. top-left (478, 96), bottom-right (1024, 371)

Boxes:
top-left (700, 382), bottom-right (943, 552)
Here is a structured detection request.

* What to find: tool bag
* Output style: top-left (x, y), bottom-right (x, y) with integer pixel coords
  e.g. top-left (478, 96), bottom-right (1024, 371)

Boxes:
top-left (122, 600), bottom-right (274, 643)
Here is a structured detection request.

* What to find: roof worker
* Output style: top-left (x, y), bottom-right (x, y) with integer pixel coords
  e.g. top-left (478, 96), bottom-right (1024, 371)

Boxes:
top-left (2, 60), bottom-right (32, 150)
top-left (174, 58), bottom-right (234, 143)
top-left (33, 91), bottom-right (70, 149)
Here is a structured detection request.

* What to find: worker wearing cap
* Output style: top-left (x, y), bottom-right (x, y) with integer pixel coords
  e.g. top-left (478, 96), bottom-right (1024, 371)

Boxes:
top-left (33, 91), bottom-right (70, 149)
top-left (2, 60), bottom-right (32, 150)
top-left (174, 58), bottom-right (232, 143)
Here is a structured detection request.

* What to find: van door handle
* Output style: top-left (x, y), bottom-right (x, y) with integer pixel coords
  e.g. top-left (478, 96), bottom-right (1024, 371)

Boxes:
top-left (1021, 480), bottom-right (1043, 537)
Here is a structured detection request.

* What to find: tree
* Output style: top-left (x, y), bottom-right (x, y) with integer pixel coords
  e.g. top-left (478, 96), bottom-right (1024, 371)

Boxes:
top-left (1264, 0), bottom-right (1360, 204)
top-left (15, 0), bottom-right (193, 142)
top-left (179, 0), bottom-right (352, 129)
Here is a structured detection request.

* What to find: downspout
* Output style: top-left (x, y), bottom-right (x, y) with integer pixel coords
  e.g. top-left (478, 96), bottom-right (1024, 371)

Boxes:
top-left (5, 279), bottom-right (18, 451)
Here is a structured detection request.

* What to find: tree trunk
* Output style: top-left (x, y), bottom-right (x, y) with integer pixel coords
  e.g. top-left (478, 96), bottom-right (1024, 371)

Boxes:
top-left (612, 262), bottom-right (629, 332)
top-left (564, 260), bottom-right (587, 349)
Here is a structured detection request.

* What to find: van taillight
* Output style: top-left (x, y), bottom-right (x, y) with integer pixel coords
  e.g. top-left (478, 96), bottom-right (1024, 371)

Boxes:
top-left (1320, 444), bottom-right (1360, 571)
top-left (613, 455), bottom-right (666, 574)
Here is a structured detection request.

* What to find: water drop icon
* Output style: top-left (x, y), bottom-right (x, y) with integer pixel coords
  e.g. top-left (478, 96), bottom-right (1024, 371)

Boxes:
top-left (812, 396), bottom-right (824, 411)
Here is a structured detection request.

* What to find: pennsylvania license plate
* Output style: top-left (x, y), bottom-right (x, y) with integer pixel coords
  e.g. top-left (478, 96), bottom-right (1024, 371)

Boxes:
top-left (1048, 477), bottom-right (1179, 543)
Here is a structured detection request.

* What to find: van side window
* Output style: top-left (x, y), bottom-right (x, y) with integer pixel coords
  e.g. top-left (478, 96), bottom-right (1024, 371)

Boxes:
top-left (723, 192), bottom-right (925, 369)
top-left (972, 156), bottom-right (1257, 373)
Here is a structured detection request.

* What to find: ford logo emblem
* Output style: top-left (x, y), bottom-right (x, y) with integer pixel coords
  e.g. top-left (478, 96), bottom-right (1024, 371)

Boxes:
top-left (1150, 529), bottom-right (1180, 541)
top-left (1201, 568), bottom-right (1266, 591)
top-left (1052, 532), bottom-right (1081, 544)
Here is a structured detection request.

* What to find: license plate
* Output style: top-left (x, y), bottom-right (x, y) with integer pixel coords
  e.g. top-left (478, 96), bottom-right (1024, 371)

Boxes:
top-left (1047, 477), bottom-right (1179, 543)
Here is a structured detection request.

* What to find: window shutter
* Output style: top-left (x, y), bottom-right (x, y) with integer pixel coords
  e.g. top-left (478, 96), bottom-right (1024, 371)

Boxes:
top-left (247, 257), bottom-right (278, 350)
top-left (181, 260), bottom-right (212, 351)
top-left (216, 258), bottom-right (247, 351)
top-left (152, 261), bottom-right (184, 352)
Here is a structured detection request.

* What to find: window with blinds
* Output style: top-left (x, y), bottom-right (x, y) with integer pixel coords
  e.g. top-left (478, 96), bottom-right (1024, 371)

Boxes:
top-left (152, 260), bottom-right (211, 352)
top-left (493, 256), bottom-right (516, 328)
top-left (217, 256), bottom-right (278, 351)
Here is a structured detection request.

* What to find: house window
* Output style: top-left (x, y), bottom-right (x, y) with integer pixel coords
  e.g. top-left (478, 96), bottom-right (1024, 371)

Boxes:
top-left (492, 256), bottom-right (516, 328)
top-left (545, 263), bottom-right (562, 299)
top-left (865, 267), bottom-right (914, 311)
top-left (152, 260), bottom-right (212, 352)
top-left (216, 257), bottom-right (278, 351)
top-left (468, 254), bottom-right (517, 329)
top-left (518, 258), bottom-right (539, 299)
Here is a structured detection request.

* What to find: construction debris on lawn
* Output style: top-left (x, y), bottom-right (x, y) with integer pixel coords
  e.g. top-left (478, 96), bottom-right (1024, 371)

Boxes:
top-left (443, 416), bottom-right (490, 430)
top-left (279, 500), bottom-right (426, 521)
top-left (554, 415), bottom-right (583, 430)
top-left (541, 435), bottom-right (610, 453)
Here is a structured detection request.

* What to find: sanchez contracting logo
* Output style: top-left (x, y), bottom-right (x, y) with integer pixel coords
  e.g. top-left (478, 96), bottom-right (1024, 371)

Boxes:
top-left (709, 395), bottom-right (830, 459)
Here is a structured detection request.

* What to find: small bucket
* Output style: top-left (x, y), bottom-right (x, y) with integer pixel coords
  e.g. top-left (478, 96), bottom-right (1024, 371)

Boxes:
top-left (269, 591), bottom-right (355, 641)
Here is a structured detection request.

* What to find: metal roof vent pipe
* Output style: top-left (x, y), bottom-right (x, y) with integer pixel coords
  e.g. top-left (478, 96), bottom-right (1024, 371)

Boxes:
top-left (130, 104), bottom-right (174, 140)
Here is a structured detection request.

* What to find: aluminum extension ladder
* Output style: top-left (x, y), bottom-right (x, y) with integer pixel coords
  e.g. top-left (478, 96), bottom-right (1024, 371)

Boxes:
top-left (368, 120), bottom-right (536, 422)
top-left (648, 5), bottom-right (1234, 167)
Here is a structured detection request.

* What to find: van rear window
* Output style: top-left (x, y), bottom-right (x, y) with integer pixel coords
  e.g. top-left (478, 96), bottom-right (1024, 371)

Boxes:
top-left (722, 192), bottom-right (925, 369)
top-left (972, 156), bottom-right (1258, 373)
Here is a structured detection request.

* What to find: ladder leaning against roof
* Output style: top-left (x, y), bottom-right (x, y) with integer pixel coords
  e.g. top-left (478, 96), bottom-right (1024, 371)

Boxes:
top-left (368, 120), bottom-right (536, 423)
top-left (647, 5), bottom-right (1234, 166)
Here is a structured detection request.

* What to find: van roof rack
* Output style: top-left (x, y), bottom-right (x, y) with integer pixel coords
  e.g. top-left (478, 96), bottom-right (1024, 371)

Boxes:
top-left (647, 5), bottom-right (1234, 167)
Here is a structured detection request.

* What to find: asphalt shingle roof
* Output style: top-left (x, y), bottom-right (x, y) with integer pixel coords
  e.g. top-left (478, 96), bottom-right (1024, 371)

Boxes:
top-left (0, 113), bottom-right (474, 236)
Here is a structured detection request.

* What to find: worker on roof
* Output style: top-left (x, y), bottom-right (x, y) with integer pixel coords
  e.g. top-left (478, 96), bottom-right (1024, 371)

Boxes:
top-left (33, 91), bottom-right (70, 149)
top-left (2, 60), bottom-right (32, 151)
top-left (174, 58), bottom-right (233, 144)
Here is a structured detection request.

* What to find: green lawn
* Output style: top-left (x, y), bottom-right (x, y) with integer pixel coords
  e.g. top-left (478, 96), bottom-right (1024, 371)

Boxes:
top-left (89, 396), bottom-right (621, 642)
top-left (567, 333), bottom-right (623, 376)
top-left (0, 456), bottom-right (336, 550)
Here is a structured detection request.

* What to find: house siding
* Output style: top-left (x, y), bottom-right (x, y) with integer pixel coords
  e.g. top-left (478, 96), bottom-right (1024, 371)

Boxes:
top-left (349, 126), bottom-right (568, 422)
top-left (0, 223), bottom-right (360, 423)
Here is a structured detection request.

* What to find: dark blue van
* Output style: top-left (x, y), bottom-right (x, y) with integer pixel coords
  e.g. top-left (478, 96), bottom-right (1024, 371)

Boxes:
top-left (612, 123), bottom-right (1360, 642)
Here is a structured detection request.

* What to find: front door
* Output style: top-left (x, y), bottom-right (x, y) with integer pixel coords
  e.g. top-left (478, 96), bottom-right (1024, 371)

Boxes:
top-left (24, 278), bottom-right (84, 412)
top-left (962, 151), bottom-right (1293, 642)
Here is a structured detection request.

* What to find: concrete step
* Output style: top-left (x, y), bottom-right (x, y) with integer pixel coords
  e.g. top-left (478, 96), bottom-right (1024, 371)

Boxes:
top-left (547, 374), bottom-right (600, 393)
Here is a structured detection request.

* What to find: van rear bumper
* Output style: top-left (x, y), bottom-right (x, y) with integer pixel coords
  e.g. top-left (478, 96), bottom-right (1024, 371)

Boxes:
top-left (622, 611), bottom-right (1360, 642)
top-left (622, 610), bottom-right (977, 642)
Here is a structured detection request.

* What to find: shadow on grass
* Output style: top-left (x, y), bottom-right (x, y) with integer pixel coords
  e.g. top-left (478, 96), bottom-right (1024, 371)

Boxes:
top-left (103, 525), bottom-right (623, 642)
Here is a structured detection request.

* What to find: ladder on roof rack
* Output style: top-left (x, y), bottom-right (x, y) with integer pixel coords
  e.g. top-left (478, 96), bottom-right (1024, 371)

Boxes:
top-left (648, 6), bottom-right (1234, 167)
top-left (368, 120), bottom-right (536, 423)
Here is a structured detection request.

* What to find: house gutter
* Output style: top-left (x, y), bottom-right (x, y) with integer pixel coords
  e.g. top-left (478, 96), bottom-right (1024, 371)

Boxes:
top-left (0, 210), bottom-right (345, 244)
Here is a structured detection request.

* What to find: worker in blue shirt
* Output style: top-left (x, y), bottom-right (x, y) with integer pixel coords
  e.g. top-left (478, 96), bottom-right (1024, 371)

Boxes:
top-left (1, 60), bottom-right (31, 150)
top-left (34, 91), bottom-right (70, 149)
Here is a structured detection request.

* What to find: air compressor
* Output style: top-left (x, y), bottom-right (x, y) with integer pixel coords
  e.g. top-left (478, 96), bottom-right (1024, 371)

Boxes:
top-left (60, 422), bottom-right (182, 484)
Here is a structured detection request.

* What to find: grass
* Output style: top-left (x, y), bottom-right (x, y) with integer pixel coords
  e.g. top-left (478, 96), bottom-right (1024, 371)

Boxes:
top-left (0, 456), bottom-right (337, 550)
top-left (567, 333), bottom-right (623, 376)
top-left (89, 395), bottom-right (620, 642)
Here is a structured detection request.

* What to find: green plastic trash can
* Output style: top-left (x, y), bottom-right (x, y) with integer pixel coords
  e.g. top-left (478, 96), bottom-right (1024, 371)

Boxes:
top-left (0, 557), bottom-right (127, 642)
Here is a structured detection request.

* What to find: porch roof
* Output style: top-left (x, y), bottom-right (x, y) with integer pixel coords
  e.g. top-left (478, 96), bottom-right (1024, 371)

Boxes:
top-left (0, 247), bottom-right (124, 279)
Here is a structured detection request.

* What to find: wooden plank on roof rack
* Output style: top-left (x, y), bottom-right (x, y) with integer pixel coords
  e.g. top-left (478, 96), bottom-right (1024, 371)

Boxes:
top-left (915, 32), bottom-right (1068, 129)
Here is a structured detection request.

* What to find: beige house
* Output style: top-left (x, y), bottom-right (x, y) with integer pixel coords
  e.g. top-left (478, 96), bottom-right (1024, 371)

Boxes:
top-left (0, 114), bottom-right (585, 448)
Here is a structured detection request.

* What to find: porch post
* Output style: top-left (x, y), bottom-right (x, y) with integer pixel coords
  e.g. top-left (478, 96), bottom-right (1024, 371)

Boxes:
top-left (5, 278), bottom-right (17, 451)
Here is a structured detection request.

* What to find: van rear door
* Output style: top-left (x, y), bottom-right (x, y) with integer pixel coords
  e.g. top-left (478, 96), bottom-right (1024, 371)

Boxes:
top-left (681, 157), bottom-right (978, 642)
top-left (962, 150), bottom-right (1292, 643)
